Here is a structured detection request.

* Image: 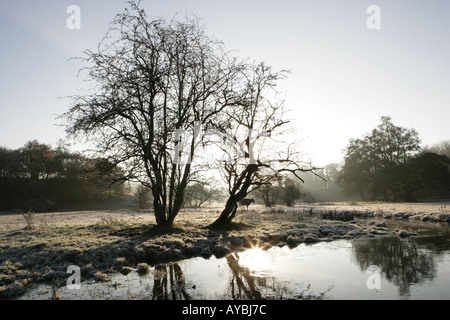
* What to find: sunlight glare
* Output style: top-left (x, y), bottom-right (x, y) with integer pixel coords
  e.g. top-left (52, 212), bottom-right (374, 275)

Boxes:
top-left (238, 248), bottom-right (272, 274)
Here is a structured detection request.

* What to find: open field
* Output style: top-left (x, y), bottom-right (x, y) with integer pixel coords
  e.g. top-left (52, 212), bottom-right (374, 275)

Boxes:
top-left (1, 201), bottom-right (449, 299)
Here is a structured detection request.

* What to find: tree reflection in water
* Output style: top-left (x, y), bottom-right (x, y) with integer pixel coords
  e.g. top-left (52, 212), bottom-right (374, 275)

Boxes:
top-left (225, 249), bottom-right (332, 300)
top-left (146, 229), bottom-right (450, 300)
top-left (352, 237), bottom-right (441, 296)
top-left (152, 263), bottom-right (191, 300)
top-left (149, 249), bottom-right (332, 300)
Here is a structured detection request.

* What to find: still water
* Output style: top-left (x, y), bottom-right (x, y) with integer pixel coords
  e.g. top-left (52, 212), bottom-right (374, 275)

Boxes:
top-left (20, 221), bottom-right (450, 300)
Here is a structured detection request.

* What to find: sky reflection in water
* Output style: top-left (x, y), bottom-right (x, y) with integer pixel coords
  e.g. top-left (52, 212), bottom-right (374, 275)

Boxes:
top-left (20, 222), bottom-right (450, 300)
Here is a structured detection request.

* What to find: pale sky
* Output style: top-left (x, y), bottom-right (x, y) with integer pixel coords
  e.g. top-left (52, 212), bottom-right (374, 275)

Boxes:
top-left (1, 0), bottom-right (450, 166)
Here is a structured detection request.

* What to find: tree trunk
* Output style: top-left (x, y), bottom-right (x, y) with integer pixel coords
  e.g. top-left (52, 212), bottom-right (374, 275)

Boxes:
top-left (153, 198), bottom-right (169, 226)
top-left (209, 164), bottom-right (258, 228)
top-left (260, 188), bottom-right (272, 207)
top-left (209, 197), bottom-right (239, 228)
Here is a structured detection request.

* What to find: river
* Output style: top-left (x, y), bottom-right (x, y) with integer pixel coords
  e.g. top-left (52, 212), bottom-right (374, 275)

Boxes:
top-left (19, 219), bottom-right (450, 300)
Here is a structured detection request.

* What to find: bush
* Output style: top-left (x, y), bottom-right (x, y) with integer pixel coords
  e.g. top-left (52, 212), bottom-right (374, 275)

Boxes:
top-left (22, 211), bottom-right (35, 230)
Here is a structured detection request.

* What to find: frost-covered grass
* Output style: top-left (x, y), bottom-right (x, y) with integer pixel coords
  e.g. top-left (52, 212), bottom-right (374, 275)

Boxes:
top-left (2, 202), bottom-right (447, 299)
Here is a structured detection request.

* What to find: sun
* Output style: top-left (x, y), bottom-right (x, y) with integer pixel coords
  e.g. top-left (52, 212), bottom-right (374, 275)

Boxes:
top-left (237, 247), bottom-right (272, 274)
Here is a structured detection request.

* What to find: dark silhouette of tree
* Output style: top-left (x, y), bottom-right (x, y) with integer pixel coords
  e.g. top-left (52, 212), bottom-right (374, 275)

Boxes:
top-left (0, 147), bottom-right (21, 178)
top-left (339, 116), bottom-right (421, 201)
top-left (207, 63), bottom-right (319, 227)
top-left (19, 140), bottom-right (56, 180)
top-left (258, 174), bottom-right (307, 207)
top-left (258, 183), bottom-right (279, 207)
top-left (63, 1), bottom-right (244, 226)
top-left (279, 177), bottom-right (303, 206)
top-left (0, 141), bottom-right (126, 212)
top-left (402, 152), bottom-right (450, 200)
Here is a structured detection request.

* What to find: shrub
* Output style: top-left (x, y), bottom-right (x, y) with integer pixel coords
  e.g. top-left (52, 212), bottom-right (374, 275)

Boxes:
top-left (22, 211), bottom-right (35, 230)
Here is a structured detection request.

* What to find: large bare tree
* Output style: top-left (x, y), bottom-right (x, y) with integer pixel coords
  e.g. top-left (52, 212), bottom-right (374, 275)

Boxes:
top-left (63, 2), bottom-right (242, 226)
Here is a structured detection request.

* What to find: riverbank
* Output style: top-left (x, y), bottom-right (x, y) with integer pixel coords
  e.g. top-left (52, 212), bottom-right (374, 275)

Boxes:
top-left (1, 202), bottom-right (449, 299)
top-left (295, 201), bottom-right (450, 222)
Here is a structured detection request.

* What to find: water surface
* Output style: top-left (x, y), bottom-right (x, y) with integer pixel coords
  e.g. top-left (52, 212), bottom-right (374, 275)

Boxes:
top-left (20, 220), bottom-right (450, 300)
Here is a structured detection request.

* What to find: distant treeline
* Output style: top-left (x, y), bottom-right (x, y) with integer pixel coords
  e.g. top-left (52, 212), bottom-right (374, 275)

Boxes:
top-left (338, 118), bottom-right (450, 202)
top-left (0, 140), bottom-right (126, 212)
top-left (250, 119), bottom-right (450, 204)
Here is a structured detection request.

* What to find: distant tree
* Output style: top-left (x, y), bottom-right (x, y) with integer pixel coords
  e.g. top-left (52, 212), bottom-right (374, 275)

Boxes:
top-left (337, 138), bottom-right (372, 200)
top-left (339, 116), bottom-right (421, 201)
top-left (279, 177), bottom-right (303, 206)
top-left (0, 147), bottom-right (21, 178)
top-left (19, 140), bottom-right (56, 180)
top-left (183, 183), bottom-right (219, 208)
top-left (82, 158), bottom-right (126, 198)
top-left (258, 183), bottom-right (279, 207)
top-left (134, 183), bottom-right (152, 209)
top-left (63, 1), bottom-right (244, 226)
top-left (427, 139), bottom-right (450, 159)
top-left (0, 140), bottom-right (127, 212)
top-left (401, 152), bottom-right (450, 200)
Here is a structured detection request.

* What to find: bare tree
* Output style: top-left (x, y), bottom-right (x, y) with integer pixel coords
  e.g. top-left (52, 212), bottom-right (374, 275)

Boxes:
top-left (183, 182), bottom-right (219, 208)
top-left (206, 63), bottom-right (319, 227)
top-left (279, 176), bottom-right (303, 206)
top-left (259, 184), bottom-right (276, 207)
top-left (134, 183), bottom-right (152, 209)
top-left (427, 139), bottom-right (450, 158)
top-left (63, 1), bottom-right (243, 226)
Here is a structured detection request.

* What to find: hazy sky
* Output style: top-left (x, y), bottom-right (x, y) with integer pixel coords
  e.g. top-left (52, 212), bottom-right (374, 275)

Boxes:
top-left (1, 0), bottom-right (450, 166)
